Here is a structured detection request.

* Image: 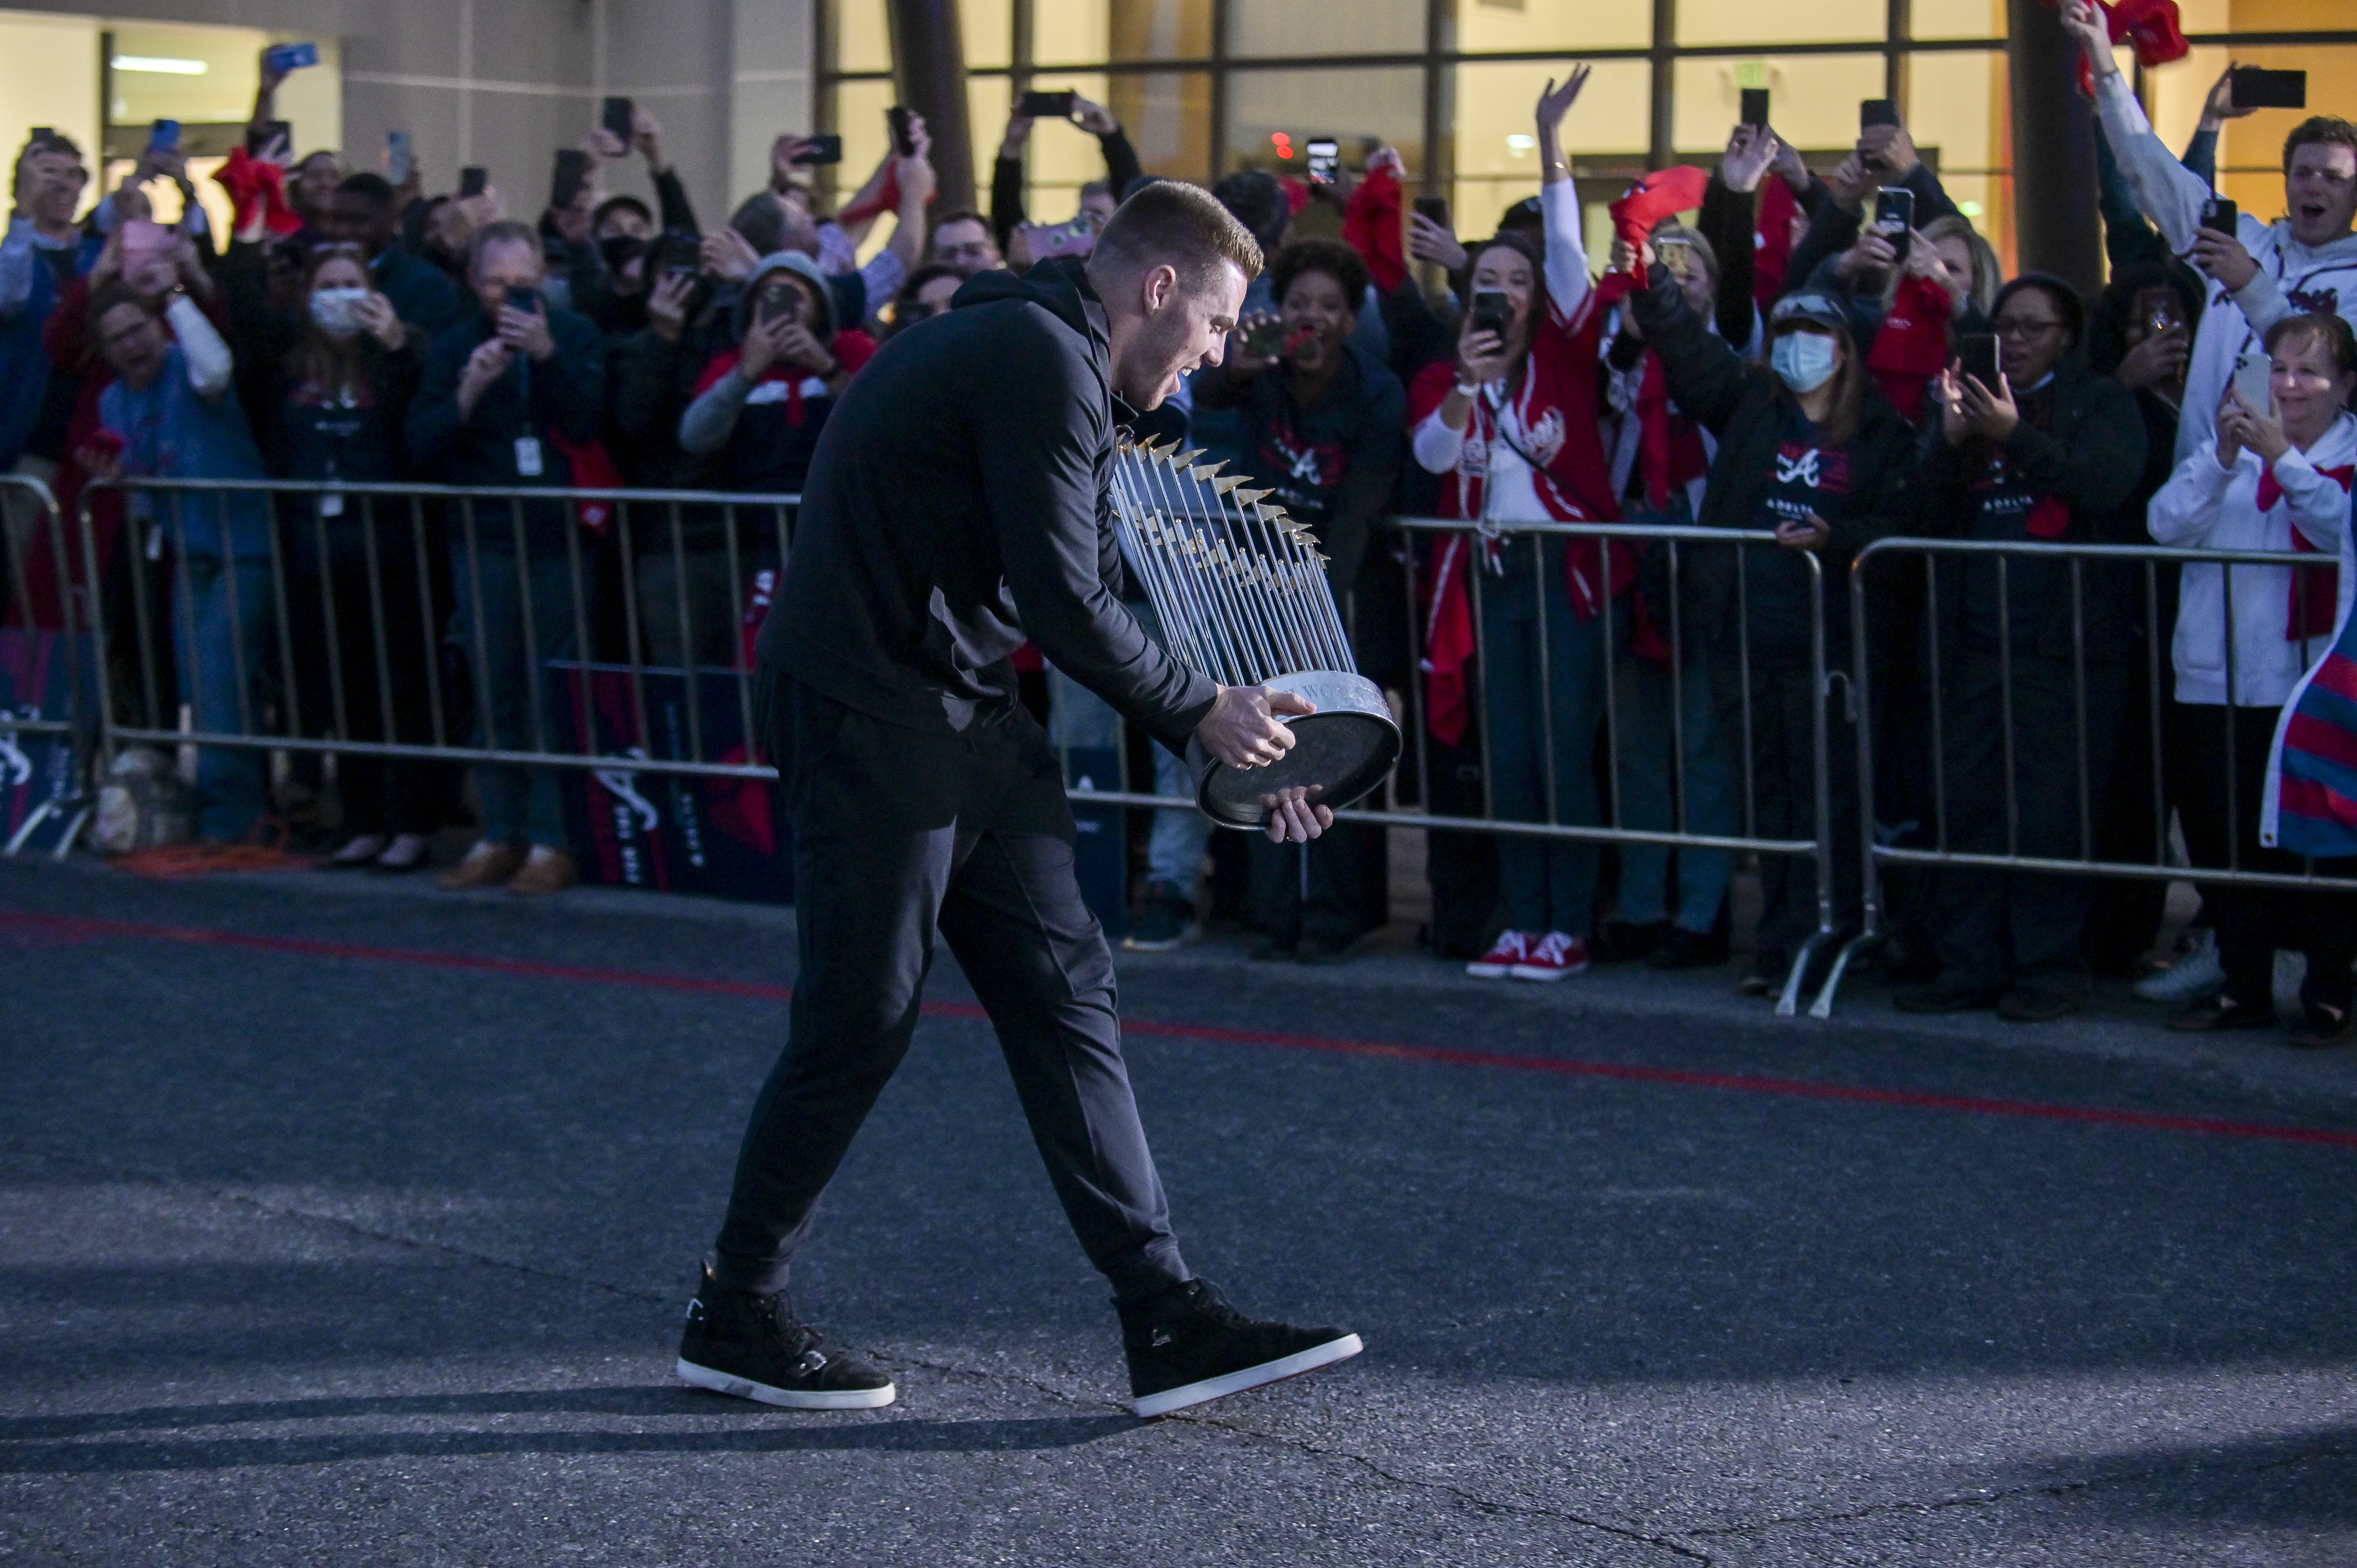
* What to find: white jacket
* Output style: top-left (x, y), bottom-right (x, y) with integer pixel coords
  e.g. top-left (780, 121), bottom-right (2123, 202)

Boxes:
top-left (2095, 73), bottom-right (2357, 467)
top-left (2149, 412), bottom-right (2357, 707)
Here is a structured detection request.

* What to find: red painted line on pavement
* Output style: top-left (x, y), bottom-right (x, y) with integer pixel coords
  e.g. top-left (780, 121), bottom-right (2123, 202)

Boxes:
top-left (9, 908), bottom-right (2357, 1152)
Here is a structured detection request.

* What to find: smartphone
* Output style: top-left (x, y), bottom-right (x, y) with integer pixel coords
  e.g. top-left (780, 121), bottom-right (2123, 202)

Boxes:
top-left (2201, 196), bottom-right (2238, 236)
top-left (1413, 194), bottom-right (1451, 230)
top-left (756, 280), bottom-right (801, 325)
top-left (1471, 289), bottom-right (1511, 339)
top-left (1018, 89), bottom-right (1077, 120)
top-left (601, 96), bottom-right (634, 142)
top-left (2228, 66), bottom-right (2306, 111)
top-left (1859, 98), bottom-right (1901, 131)
top-left (263, 41), bottom-right (320, 75)
top-left (1959, 333), bottom-right (2000, 389)
top-left (504, 284), bottom-right (541, 314)
top-left (1242, 317), bottom-right (1286, 357)
top-left (657, 227), bottom-right (703, 275)
top-left (550, 147), bottom-right (592, 210)
top-left (1019, 218), bottom-right (1096, 260)
top-left (247, 119), bottom-right (293, 160)
top-left (2230, 349), bottom-right (2274, 414)
top-left (146, 118), bottom-right (180, 157)
top-left (790, 135), bottom-right (843, 166)
top-left (459, 165), bottom-right (488, 199)
top-left (1741, 88), bottom-right (1771, 129)
top-left (1306, 138), bottom-right (1340, 186)
top-left (886, 105), bottom-right (916, 157)
top-left (384, 130), bottom-right (414, 186)
top-left (1874, 186), bottom-right (1916, 263)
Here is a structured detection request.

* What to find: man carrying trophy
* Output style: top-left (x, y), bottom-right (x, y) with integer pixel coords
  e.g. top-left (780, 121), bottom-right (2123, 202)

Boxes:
top-left (677, 180), bottom-right (1368, 1418)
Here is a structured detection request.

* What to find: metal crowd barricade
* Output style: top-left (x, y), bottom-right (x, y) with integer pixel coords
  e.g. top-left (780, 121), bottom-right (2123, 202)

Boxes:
top-left (0, 472), bottom-right (93, 856)
top-left (1069, 514), bottom-right (1850, 1015)
top-left (77, 477), bottom-right (798, 788)
top-left (1840, 535), bottom-right (2357, 1019)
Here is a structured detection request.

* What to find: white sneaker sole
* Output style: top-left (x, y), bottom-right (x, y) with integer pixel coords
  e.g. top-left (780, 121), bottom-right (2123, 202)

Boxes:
top-left (1509, 963), bottom-right (1580, 980)
top-left (675, 1355), bottom-right (897, 1410)
top-left (1465, 961), bottom-right (1515, 977)
top-left (1131, 1332), bottom-right (1364, 1419)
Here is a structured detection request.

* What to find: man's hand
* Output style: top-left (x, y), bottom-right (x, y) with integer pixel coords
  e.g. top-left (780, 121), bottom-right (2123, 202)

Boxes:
top-left (1857, 123), bottom-right (1919, 177)
top-left (357, 290), bottom-right (405, 350)
top-left (1071, 96), bottom-right (1120, 137)
top-left (771, 134), bottom-right (815, 192)
top-left (496, 300), bottom-right (555, 362)
top-left (897, 118), bottom-right (937, 210)
top-left (703, 225), bottom-right (761, 284)
top-left (1258, 785), bottom-right (1334, 844)
top-left (1197, 683), bottom-right (1315, 770)
top-left (2061, 0), bottom-right (2119, 81)
top-left (1000, 111), bottom-right (1035, 158)
top-left (1836, 229), bottom-right (1899, 281)
top-left (457, 337), bottom-right (515, 419)
top-left (773, 322), bottom-right (838, 377)
top-left (2114, 324), bottom-right (2189, 391)
top-left (2201, 62), bottom-right (2260, 129)
top-left (1408, 211), bottom-right (1466, 272)
top-left (647, 269), bottom-right (694, 344)
top-left (2189, 227), bottom-right (2259, 290)
top-left (1720, 123), bottom-right (1781, 195)
top-left (738, 315), bottom-right (790, 383)
top-left (1227, 309), bottom-right (1281, 376)
top-left (1822, 151), bottom-right (1873, 212)
top-left (633, 106), bottom-right (669, 173)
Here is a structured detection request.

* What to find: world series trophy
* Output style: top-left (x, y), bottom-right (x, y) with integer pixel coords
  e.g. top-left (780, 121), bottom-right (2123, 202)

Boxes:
top-left (1108, 437), bottom-right (1401, 830)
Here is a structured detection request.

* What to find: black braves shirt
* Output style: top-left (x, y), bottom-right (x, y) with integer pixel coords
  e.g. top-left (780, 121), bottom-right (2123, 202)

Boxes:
top-left (1744, 404), bottom-right (1858, 668)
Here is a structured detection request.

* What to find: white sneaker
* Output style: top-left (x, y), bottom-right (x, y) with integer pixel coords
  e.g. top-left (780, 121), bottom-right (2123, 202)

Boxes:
top-left (2134, 930), bottom-right (2219, 1003)
top-left (1467, 931), bottom-right (1529, 978)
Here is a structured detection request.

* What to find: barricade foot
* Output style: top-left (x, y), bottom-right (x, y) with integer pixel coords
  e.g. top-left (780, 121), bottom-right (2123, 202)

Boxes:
top-left (1807, 931), bottom-right (1883, 1019)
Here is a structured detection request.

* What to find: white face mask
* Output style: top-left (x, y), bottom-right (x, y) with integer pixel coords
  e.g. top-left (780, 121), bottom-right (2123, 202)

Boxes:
top-left (1771, 330), bottom-right (1839, 394)
top-left (309, 286), bottom-right (371, 338)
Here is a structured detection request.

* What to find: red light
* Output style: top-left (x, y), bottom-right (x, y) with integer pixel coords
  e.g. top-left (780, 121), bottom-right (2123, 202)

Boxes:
top-left (1272, 132), bottom-right (1290, 146)
top-left (1276, 146), bottom-right (1292, 157)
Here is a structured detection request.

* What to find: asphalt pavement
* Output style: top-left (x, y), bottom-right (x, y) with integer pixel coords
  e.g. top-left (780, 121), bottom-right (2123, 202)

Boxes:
top-left (2, 855), bottom-right (2354, 1566)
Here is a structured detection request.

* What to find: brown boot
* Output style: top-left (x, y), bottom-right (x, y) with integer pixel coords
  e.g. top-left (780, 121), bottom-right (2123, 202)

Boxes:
top-left (506, 845), bottom-right (577, 897)
top-left (436, 839), bottom-right (526, 891)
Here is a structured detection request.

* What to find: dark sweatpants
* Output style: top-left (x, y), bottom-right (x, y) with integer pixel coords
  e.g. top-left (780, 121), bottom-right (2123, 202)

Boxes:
top-left (711, 672), bottom-right (1191, 1306)
top-left (1928, 653), bottom-right (2126, 993)
top-left (2172, 701), bottom-right (2357, 1014)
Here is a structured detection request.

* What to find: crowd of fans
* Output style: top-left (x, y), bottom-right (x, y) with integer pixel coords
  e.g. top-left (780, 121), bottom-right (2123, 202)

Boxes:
top-left (4, 13), bottom-right (2357, 1043)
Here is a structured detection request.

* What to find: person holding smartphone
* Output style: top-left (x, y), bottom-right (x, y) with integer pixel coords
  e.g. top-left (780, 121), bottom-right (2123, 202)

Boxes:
top-left (404, 220), bottom-right (607, 896)
top-left (1896, 275), bottom-right (2149, 1020)
top-left (1410, 70), bottom-right (1626, 983)
top-left (992, 94), bottom-right (1142, 255)
top-left (2065, 0), bottom-right (2357, 469)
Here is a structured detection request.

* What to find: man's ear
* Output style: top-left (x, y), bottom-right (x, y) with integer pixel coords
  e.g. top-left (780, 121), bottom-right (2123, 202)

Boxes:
top-left (1140, 261), bottom-right (1179, 314)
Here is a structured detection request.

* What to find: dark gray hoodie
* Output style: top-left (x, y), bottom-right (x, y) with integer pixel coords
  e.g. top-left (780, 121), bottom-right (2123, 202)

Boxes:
top-left (758, 256), bottom-right (1217, 748)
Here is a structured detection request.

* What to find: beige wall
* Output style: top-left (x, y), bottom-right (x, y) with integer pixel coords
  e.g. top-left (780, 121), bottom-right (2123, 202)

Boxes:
top-left (1, 0), bottom-right (813, 230)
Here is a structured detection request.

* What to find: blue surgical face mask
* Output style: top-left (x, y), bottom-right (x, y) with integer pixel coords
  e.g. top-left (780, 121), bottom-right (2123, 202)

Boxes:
top-left (1771, 330), bottom-right (1839, 394)
top-left (309, 286), bottom-right (370, 338)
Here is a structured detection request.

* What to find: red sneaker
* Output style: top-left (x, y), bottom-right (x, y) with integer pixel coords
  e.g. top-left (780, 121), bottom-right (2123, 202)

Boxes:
top-left (1466, 930), bottom-right (1529, 978)
top-left (1511, 931), bottom-right (1590, 981)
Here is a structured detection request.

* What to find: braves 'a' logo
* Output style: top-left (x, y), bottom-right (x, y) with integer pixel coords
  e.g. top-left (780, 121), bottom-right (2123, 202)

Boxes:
top-left (1775, 447), bottom-right (1821, 487)
top-left (1263, 418), bottom-right (1348, 491)
top-left (1772, 442), bottom-right (1850, 493)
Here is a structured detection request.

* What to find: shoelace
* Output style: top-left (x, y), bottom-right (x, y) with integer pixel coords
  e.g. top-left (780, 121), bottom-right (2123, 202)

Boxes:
top-left (1485, 932), bottom-right (1528, 962)
top-left (1530, 932), bottom-right (1576, 965)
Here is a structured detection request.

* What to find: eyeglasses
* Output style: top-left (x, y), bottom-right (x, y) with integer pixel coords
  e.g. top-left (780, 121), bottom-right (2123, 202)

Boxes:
top-left (1992, 317), bottom-right (2065, 339)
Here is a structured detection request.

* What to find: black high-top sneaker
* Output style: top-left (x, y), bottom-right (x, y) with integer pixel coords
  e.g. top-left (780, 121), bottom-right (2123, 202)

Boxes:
top-left (675, 1265), bottom-right (896, 1410)
top-left (1121, 1279), bottom-right (1361, 1418)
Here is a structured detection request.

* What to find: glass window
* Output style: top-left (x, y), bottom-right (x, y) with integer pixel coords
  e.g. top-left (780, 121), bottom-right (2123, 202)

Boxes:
top-left (833, 76), bottom-right (898, 200)
top-left (1111, 70), bottom-right (1213, 176)
top-left (1905, 49), bottom-right (2009, 251)
top-left (1033, 0), bottom-right (1112, 68)
top-left (1909, 0), bottom-right (2008, 41)
top-left (966, 0), bottom-right (1014, 69)
top-left (1225, 64), bottom-right (1425, 176)
top-left (1109, 0), bottom-right (1213, 62)
top-left (1676, 0), bottom-right (1885, 47)
top-left (835, 0), bottom-right (891, 73)
top-left (1232, 0), bottom-right (1424, 58)
top-left (1456, 0), bottom-right (1650, 54)
top-left (2143, 45), bottom-right (2229, 167)
top-left (2216, 45), bottom-right (2357, 222)
top-left (1671, 53), bottom-right (1886, 159)
top-left (1450, 60), bottom-right (1648, 257)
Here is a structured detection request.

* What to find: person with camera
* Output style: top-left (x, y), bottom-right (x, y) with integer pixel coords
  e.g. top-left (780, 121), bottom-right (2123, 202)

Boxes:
top-left (2066, 0), bottom-right (2357, 468)
top-left (991, 94), bottom-right (1142, 255)
top-left (564, 105), bottom-right (701, 336)
top-left (3, 135), bottom-right (98, 488)
top-left (1195, 237), bottom-right (1405, 961)
top-left (1627, 253), bottom-right (1917, 999)
top-left (405, 220), bottom-right (607, 896)
top-left (1411, 70), bottom-right (1624, 983)
top-left (768, 124), bottom-right (936, 325)
top-left (263, 247), bottom-right (437, 873)
top-left (1896, 276), bottom-right (2149, 1021)
top-left (2151, 313), bottom-right (2357, 1047)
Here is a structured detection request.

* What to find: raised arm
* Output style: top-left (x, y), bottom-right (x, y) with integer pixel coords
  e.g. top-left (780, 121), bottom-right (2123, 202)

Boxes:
top-left (1536, 69), bottom-right (1594, 321)
top-left (2065, 0), bottom-right (2221, 254)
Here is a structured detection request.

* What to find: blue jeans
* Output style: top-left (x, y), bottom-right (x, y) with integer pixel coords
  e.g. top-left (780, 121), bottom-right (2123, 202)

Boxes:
top-left (1612, 641), bottom-right (1736, 931)
top-left (1479, 535), bottom-right (1608, 936)
top-left (450, 545), bottom-right (576, 848)
top-left (172, 555), bottom-right (274, 841)
top-left (1046, 603), bottom-right (1210, 891)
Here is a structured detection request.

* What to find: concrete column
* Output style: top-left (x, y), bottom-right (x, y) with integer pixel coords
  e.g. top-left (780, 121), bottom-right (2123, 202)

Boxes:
top-left (886, 0), bottom-right (974, 213)
top-left (2005, 0), bottom-right (2104, 293)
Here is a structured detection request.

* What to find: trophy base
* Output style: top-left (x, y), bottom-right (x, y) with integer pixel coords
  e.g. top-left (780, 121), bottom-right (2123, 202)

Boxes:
top-left (1189, 671), bottom-right (1402, 831)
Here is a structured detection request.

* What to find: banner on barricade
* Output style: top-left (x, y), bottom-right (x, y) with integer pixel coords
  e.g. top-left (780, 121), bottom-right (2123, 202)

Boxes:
top-left (0, 630), bottom-right (88, 853)
top-left (552, 661), bottom-right (793, 904)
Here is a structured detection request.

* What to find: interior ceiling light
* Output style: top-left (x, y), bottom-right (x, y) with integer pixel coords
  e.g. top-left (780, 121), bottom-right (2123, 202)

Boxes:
top-left (112, 55), bottom-right (209, 75)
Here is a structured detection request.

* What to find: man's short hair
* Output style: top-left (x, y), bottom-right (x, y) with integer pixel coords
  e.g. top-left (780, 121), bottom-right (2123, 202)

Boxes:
top-left (1090, 180), bottom-right (1262, 291)
top-left (594, 194), bottom-right (652, 231)
top-left (1079, 179), bottom-right (1112, 203)
top-left (334, 172), bottom-right (396, 209)
top-left (87, 281), bottom-right (154, 331)
top-left (1209, 169), bottom-right (1288, 256)
top-left (730, 191), bottom-right (788, 256)
top-left (1269, 238), bottom-right (1367, 310)
top-left (930, 208), bottom-right (990, 239)
top-left (468, 218), bottom-right (541, 274)
top-left (2285, 116), bottom-right (2357, 173)
top-left (12, 131), bottom-right (81, 202)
